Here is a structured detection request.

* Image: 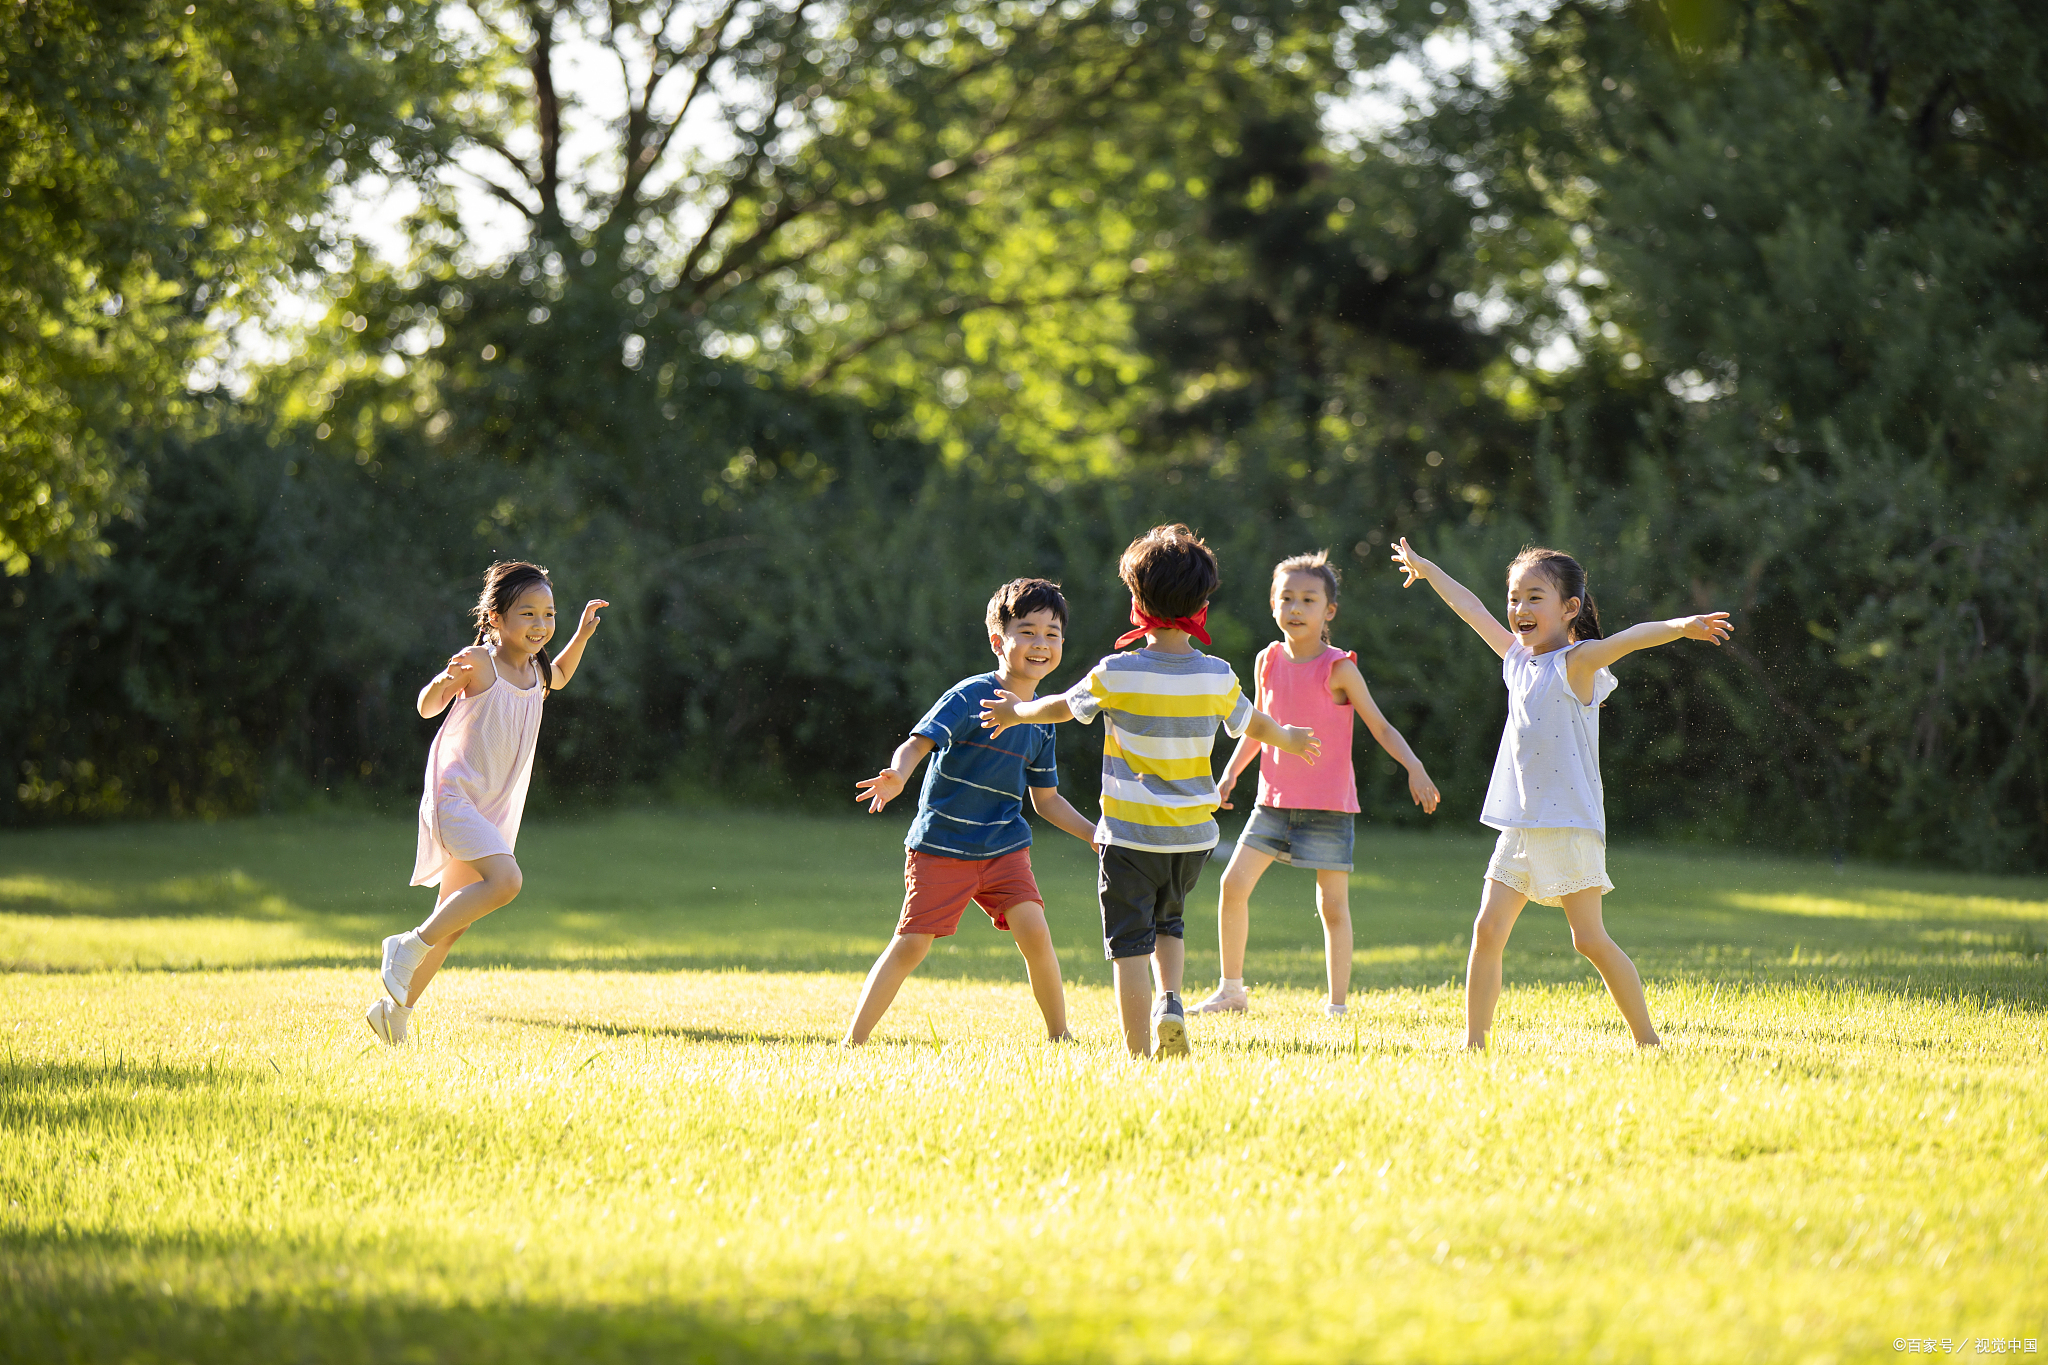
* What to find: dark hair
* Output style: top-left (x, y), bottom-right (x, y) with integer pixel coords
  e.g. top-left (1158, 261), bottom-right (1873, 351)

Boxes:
top-left (986, 577), bottom-right (1069, 635)
top-left (1507, 545), bottom-right (1604, 640)
top-left (1272, 550), bottom-right (1340, 643)
top-left (472, 560), bottom-right (557, 694)
top-left (1119, 523), bottom-right (1219, 620)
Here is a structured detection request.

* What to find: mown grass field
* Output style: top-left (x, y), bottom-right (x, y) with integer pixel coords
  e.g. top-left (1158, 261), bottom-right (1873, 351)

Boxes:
top-left (4, 808), bottom-right (2045, 1363)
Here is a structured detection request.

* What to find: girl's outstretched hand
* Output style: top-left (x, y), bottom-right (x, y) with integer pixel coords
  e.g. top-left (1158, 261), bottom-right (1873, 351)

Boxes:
top-left (578, 599), bottom-right (610, 635)
top-left (1389, 537), bottom-right (1434, 588)
top-left (1675, 612), bottom-right (1734, 645)
top-left (1407, 767), bottom-right (1442, 814)
top-left (854, 767), bottom-right (907, 813)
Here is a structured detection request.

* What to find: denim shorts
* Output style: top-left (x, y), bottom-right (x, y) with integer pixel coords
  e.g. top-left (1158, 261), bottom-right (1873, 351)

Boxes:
top-left (1237, 806), bottom-right (1355, 873)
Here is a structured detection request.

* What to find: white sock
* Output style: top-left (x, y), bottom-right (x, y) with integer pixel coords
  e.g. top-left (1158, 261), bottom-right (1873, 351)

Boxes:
top-left (395, 930), bottom-right (430, 967)
top-left (1221, 977), bottom-right (1244, 993)
top-left (389, 1001), bottom-right (413, 1019)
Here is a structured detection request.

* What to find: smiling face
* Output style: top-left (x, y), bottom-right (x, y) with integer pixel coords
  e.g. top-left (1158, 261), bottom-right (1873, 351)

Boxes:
top-left (989, 607), bottom-right (1065, 684)
top-left (1272, 570), bottom-right (1337, 645)
top-left (490, 583), bottom-right (558, 660)
top-left (1505, 563), bottom-right (1580, 653)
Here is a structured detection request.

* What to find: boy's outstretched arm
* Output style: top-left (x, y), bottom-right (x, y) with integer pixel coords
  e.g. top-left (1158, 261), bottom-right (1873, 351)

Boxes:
top-left (1029, 787), bottom-right (1098, 847)
top-left (547, 599), bottom-right (610, 689)
top-left (1243, 708), bottom-right (1321, 764)
top-left (1390, 537), bottom-right (1516, 659)
top-left (1332, 658), bottom-right (1440, 813)
top-left (981, 691), bottom-right (1074, 738)
top-left (855, 735), bottom-right (938, 812)
top-left (1563, 614), bottom-right (1733, 702)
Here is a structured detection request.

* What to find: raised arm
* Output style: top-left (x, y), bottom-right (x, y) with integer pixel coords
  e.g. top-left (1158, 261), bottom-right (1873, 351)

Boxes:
top-left (547, 599), bottom-right (610, 690)
top-left (1563, 613), bottom-right (1733, 702)
top-left (1390, 537), bottom-right (1516, 659)
top-left (417, 645), bottom-right (491, 718)
top-left (854, 734), bottom-right (938, 813)
top-left (1331, 658), bottom-right (1440, 813)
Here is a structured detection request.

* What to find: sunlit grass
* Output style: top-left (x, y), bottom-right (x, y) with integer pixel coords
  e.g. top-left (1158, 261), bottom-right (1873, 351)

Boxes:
top-left (3, 810), bottom-right (2046, 1362)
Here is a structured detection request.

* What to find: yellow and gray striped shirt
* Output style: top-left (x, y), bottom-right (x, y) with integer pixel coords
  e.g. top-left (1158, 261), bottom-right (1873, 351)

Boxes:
top-left (1065, 648), bottom-right (1254, 853)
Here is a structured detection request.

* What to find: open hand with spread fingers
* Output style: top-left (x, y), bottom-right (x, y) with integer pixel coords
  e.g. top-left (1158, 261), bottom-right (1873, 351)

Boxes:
top-left (1675, 612), bottom-right (1734, 645)
top-left (979, 689), bottom-right (1025, 738)
top-left (1281, 725), bottom-right (1321, 764)
top-left (854, 767), bottom-right (908, 813)
top-left (1389, 537), bottom-right (1436, 588)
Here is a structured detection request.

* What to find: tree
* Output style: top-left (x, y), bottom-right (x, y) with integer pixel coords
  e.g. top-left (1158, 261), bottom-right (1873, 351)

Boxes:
top-left (0, 0), bottom-right (453, 571)
top-left (1417, 0), bottom-right (2048, 866)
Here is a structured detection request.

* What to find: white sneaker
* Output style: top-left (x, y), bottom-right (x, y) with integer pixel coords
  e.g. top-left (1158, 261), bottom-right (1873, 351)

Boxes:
top-left (365, 997), bottom-right (411, 1045)
top-left (380, 932), bottom-right (427, 1005)
top-left (1324, 1000), bottom-right (1348, 1017)
top-left (1190, 985), bottom-right (1249, 1014)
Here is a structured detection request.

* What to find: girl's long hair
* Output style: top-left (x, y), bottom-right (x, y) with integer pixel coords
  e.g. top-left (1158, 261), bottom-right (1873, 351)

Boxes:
top-left (1507, 546), bottom-right (1604, 640)
top-left (472, 561), bottom-right (556, 695)
top-left (1273, 550), bottom-right (1340, 643)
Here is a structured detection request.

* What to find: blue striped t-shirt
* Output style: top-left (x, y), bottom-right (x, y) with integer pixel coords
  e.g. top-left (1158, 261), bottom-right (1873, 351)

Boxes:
top-left (904, 673), bottom-right (1060, 861)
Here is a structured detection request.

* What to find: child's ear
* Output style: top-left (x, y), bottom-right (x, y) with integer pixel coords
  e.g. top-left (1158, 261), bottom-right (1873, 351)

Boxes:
top-left (989, 630), bottom-right (1005, 656)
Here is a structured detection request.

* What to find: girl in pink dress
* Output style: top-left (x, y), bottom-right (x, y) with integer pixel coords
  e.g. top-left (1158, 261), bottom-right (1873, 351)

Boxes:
top-left (1195, 552), bottom-right (1442, 1018)
top-left (366, 561), bottom-right (608, 1044)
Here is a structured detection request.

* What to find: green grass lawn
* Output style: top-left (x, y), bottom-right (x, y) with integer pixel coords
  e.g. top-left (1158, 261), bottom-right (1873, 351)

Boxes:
top-left (4, 808), bottom-right (2045, 1363)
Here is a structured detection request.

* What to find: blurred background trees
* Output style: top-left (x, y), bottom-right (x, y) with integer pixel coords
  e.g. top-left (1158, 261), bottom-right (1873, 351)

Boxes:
top-left (3, 0), bottom-right (2042, 869)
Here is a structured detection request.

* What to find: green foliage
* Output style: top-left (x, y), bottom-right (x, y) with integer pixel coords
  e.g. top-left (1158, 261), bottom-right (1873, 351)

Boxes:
top-left (1418, 0), bottom-right (2048, 867)
top-left (5, 0), bottom-right (2045, 870)
top-left (0, 0), bottom-right (455, 571)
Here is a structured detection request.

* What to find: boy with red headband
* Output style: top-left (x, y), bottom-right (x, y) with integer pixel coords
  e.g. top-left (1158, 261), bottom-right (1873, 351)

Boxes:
top-left (983, 525), bottom-right (1319, 1058)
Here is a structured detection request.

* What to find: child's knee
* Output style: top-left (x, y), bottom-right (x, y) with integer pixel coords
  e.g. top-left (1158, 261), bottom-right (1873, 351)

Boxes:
top-left (893, 932), bottom-right (935, 964)
top-left (1004, 902), bottom-right (1050, 939)
top-left (489, 862), bottom-right (524, 903)
top-left (1471, 911), bottom-right (1513, 952)
top-left (1571, 928), bottom-right (1616, 961)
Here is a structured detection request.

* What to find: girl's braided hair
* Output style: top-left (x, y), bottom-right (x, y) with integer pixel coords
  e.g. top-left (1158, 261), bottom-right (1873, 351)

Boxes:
top-left (472, 560), bottom-right (556, 695)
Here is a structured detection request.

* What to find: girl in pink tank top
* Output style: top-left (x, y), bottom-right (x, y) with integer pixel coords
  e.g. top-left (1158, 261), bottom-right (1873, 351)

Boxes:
top-left (1194, 553), bottom-right (1442, 1018)
top-left (364, 561), bottom-right (610, 1046)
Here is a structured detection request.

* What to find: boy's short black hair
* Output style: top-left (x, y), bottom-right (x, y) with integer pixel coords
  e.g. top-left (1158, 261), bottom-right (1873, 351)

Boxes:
top-left (1118, 524), bottom-right (1219, 620)
top-left (986, 577), bottom-right (1069, 634)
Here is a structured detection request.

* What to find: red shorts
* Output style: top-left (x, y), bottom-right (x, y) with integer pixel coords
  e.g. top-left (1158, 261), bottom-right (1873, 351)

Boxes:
top-left (895, 848), bottom-right (1043, 937)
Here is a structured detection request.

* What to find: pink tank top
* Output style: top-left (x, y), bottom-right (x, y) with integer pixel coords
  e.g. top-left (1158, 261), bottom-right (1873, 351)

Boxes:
top-left (1253, 642), bottom-right (1359, 813)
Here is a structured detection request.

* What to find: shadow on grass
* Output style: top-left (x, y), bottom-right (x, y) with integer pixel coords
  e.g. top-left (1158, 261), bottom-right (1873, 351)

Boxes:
top-left (0, 1252), bottom-right (1041, 1365)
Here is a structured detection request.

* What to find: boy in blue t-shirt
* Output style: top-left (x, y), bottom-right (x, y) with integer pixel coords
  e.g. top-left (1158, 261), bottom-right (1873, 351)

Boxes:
top-left (842, 578), bottom-right (1099, 1046)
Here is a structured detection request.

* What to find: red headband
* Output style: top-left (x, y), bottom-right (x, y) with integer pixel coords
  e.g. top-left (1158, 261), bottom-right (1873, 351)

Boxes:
top-left (1115, 603), bottom-right (1211, 649)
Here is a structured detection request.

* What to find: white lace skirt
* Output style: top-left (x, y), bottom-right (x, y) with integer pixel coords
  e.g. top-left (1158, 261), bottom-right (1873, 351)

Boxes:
top-left (1484, 827), bottom-right (1613, 907)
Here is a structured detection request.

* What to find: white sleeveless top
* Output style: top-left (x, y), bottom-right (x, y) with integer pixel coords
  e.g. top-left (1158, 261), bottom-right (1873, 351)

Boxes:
top-left (1480, 641), bottom-right (1618, 840)
top-left (411, 649), bottom-right (547, 887)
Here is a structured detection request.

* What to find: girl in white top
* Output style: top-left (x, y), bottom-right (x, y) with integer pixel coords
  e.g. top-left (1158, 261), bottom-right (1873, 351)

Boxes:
top-left (1390, 538), bottom-right (1731, 1049)
top-left (366, 561), bottom-right (608, 1045)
